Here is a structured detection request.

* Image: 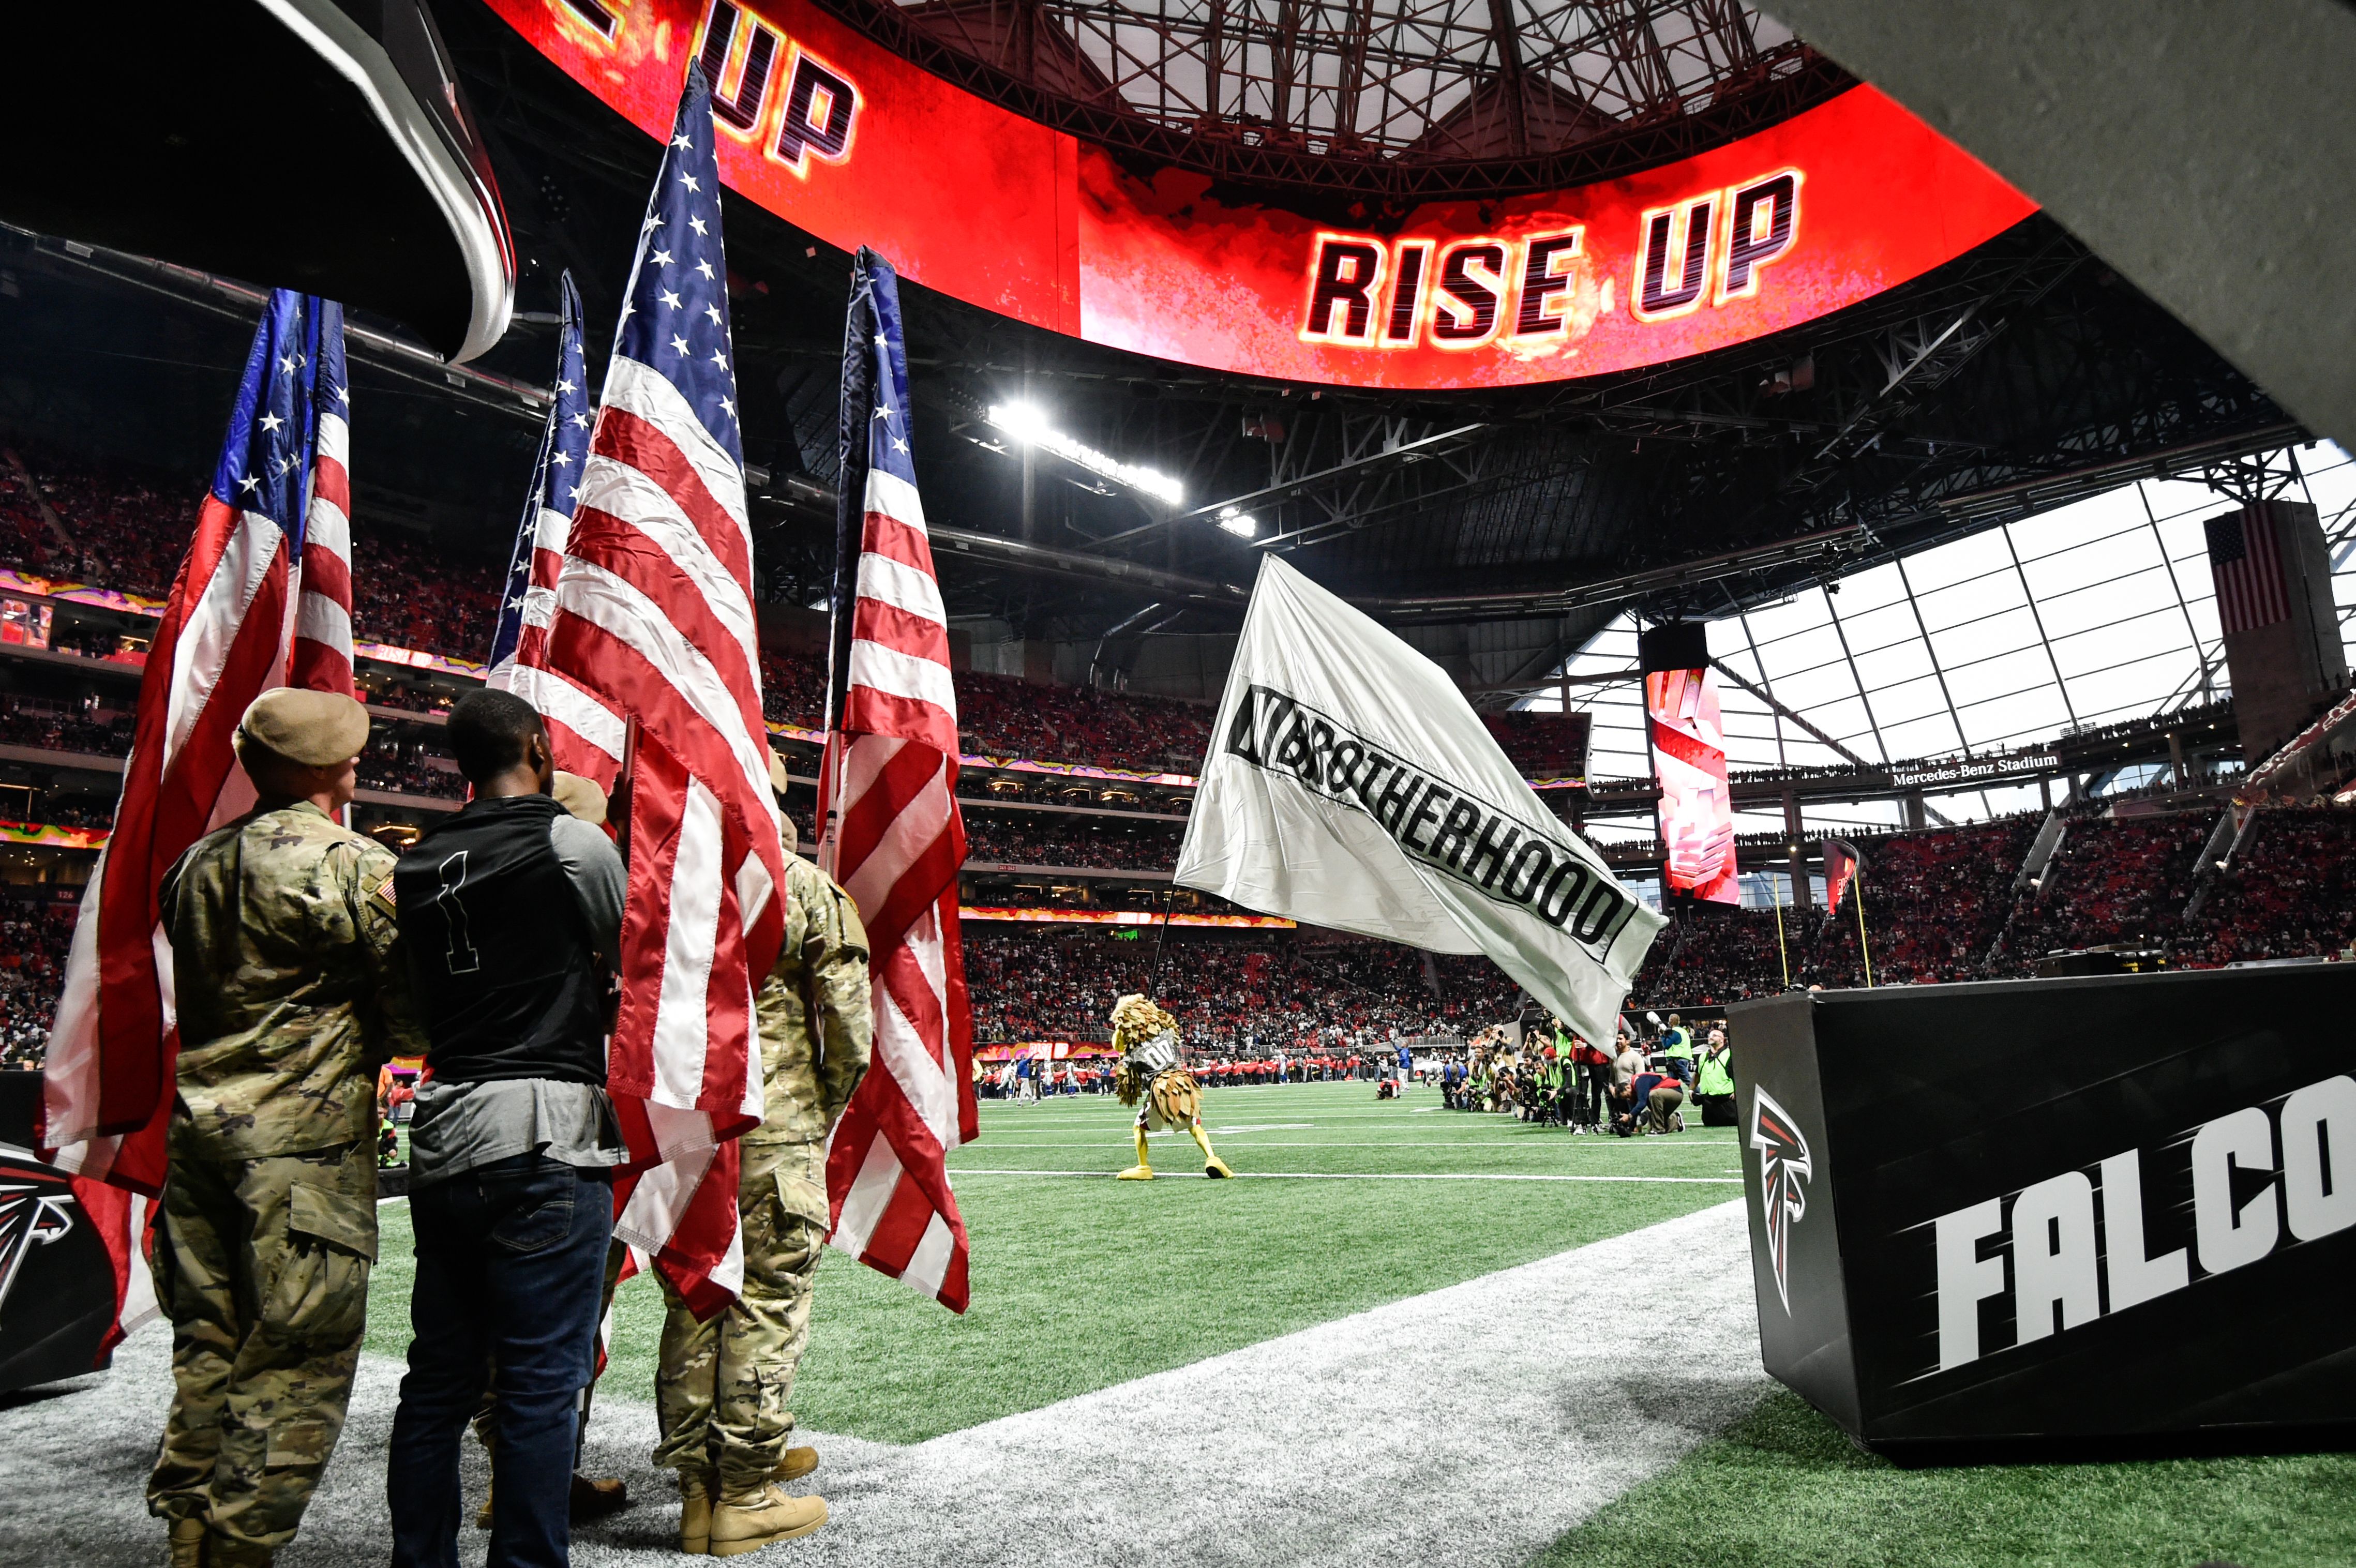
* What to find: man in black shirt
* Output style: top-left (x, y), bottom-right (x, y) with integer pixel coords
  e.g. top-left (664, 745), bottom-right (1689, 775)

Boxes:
top-left (387, 691), bottom-right (626, 1568)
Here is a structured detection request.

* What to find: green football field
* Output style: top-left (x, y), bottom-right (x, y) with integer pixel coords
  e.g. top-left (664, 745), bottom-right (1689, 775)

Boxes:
top-left (364, 1081), bottom-right (2356, 1567)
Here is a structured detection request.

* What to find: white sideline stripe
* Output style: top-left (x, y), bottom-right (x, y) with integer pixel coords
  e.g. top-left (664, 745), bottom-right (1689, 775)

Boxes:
top-left (16, 1204), bottom-right (1764, 1568)
top-left (948, 1167), bottom-right (1742, 1185)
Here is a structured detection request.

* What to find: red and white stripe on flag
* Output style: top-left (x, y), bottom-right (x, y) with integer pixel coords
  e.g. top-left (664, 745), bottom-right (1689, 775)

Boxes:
top-left (42, 293), bottom-right (353, 1198)
top-left (537, 354), bottom-right (784, 1310)
top-left (820, 250), bottom-right (979, 1309)
top-left (289, 397), bottom-right (355, 697)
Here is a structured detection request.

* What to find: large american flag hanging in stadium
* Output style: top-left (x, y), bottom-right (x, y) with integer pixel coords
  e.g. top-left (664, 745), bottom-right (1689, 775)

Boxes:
top-left (40, 291), bottom-right (353, 1350)
top-left (487, 270), bottom-right (590, 692)
top-left (819, 248), bottom-right (979, 1313)
top-left (2205, 503), bottom-right (2293, 636)
top-left (534, 65), bottom-right (783, 1314)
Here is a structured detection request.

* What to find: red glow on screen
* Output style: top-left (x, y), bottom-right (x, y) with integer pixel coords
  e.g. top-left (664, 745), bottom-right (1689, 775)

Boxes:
top-left (1647, 668), bottom-right (1738, 905)
top-left (496, 0), bottom-right (2036, 389)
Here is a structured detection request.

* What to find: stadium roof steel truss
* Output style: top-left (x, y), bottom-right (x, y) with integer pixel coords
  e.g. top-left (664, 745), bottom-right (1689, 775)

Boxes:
top-left (1540, 439), bottom-right (2356, 843)
top-left (818, 0), bottom-right (1835, 196)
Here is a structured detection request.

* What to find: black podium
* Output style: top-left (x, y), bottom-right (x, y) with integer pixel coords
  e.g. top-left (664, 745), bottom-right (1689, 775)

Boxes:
top-left (0, 1071), bottom-right (122, 1394)
top-left (1728, 967), bottom-right (2356, 1461)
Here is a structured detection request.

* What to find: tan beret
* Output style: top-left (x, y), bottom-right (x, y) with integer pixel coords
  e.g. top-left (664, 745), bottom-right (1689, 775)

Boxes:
top-left (552, 770), bottom-right (607, 825)
top-left (236, 688), bottom-right (368, 767)
top-left (768, 748), bottom-right (792, 794)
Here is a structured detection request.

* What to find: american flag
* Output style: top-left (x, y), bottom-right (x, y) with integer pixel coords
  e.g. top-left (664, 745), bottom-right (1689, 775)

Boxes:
top-left (819, 249), bottom-right (979, 1312)
top-left (532, 65), bottom-right (783, 1314)
top-left (487, 270), bottom-right (591, 696)
top-left (2205, 503), bottom-right (2293, 635)
top-left (40, 290), bottom-right (353, 1348)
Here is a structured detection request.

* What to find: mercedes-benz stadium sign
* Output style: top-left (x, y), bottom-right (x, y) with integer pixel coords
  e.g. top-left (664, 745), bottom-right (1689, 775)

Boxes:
top-left (1886, 753), bottom-right (2061, 790)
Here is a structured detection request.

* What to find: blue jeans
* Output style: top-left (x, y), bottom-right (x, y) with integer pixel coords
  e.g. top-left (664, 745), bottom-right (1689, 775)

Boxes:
top-left (389, 1155), bottom-right (614, 1568)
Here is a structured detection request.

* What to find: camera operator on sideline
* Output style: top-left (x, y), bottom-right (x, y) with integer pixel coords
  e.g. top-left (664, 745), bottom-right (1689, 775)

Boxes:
top-left (386, 691), bottom-right (626, 1568)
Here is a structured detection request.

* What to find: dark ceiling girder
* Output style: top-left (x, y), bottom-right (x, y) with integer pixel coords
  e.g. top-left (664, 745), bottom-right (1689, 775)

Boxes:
top-left (809, 0), bottom-right (1849, 200)
top-left (22, 232), bottom-right (549, 424)
top-left (929, 524), bottom-right (1252, 605)
top-left (1759, 0), bottom-right (2356, 450)
top-left (1709, 658), bottom-right (1872, 770)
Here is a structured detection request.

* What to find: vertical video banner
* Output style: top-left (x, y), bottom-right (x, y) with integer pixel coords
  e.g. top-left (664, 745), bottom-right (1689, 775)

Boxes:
top-left (1646, 665), bottom-right (1738, 904)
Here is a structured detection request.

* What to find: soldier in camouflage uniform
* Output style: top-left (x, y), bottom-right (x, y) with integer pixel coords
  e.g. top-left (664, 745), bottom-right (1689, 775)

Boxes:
top-left (655, 767), bottom-right (872, 1557)
top-left (148, 690), bottom-right (425, 1568)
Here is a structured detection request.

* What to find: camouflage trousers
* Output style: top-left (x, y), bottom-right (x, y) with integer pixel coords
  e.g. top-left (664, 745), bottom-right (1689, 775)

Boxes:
top-left (148, 1132), bottom-right (377, 1566)
top-left (651, 1140), bottom-right (826, 1493)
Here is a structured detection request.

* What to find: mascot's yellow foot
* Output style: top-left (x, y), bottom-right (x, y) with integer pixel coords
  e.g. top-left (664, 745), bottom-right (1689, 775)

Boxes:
top-left (1117, 1164), bottom-right (1156, 1180)
top-left (1204, 1158), bottom-right (1234, 1179)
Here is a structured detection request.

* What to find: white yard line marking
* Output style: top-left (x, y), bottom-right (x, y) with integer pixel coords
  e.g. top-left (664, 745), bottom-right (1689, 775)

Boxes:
top-left (950, 1168), bottom-right (1742, 1185)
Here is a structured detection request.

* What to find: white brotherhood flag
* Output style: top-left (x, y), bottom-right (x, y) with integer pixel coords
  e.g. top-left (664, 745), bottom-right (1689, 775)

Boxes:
top-left (1175, 556), bottom-right (1665, 1045)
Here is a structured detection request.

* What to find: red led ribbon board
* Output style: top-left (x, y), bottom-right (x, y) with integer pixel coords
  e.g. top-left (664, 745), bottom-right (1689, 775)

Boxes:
top-left (499, 0), bottom-right (2036, 389)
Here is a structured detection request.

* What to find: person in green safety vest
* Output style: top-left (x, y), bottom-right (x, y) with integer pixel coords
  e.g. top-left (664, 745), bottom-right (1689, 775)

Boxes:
top-left (1693, 1027), bottom-right (1736, 1126)
top-left (1658, 1012), bottom-right (1695, 1087)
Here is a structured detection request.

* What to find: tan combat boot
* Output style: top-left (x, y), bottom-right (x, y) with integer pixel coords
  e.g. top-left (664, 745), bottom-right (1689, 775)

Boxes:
top-left (168, 1517), bottom-right (206, 1568)
top-left (771, 1445), bottom-right (818, 1483)
top-left (679, 1469), bottom-right (716, 1555)
top-left (709, 1482), bottom-right (828, 1556)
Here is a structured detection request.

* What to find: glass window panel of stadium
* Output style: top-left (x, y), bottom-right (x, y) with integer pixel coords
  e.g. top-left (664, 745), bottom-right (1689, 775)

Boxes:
top-left (1527, 442), bottom-right (2356, 850)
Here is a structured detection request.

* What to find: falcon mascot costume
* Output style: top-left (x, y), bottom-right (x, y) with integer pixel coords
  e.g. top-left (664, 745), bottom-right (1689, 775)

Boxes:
top-left (1109, 993), bottom-right (1234, 1180)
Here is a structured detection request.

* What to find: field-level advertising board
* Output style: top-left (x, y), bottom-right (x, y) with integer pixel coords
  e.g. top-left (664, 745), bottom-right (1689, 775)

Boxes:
top-left (1730, 967), bottom-right (2356, 1458)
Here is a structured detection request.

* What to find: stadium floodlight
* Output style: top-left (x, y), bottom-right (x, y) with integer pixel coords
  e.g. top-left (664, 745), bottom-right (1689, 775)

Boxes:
top-left (986, 402), bottom-right (1184, 507)
top-left (1216, 505), bottom-right (1258, 537)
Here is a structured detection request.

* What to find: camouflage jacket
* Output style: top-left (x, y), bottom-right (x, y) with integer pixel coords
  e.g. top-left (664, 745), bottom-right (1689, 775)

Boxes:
top-left (162, 800), bottom-right (426, 1159)
top-left (748, 851), bottom-right (872, 1221)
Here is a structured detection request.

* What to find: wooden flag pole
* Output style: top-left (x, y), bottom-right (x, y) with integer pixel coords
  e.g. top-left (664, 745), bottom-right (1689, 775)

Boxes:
top-left (1854, 877), bottom-right (1875, 988)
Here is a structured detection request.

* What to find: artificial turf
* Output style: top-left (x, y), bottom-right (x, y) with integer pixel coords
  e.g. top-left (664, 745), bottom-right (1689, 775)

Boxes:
top-left (1532, 1389), bottom-right (2356, 1568)
top-left (366, 1080), bottom-right (1739, 1442)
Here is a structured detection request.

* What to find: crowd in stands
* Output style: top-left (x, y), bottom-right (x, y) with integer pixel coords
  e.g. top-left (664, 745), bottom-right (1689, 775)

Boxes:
top-left (0, 692), bottom-right (136, 757)
top-left (0, 894), bottom-right (78, 1068)
top-left (10, 795), bottom-right (114, 830)
top-left (356, 729), bottom-right (468, 801)
top-left (1808, 817), bottom-right (2039, 989)
top-left (762, 647), bottom-right (1217, 774)
top-left (2181, 808), bottom-right (2356, 964)
top-left (1998, 814), bottom-right (2214, 961)
top-left (2060, 697), bottom-right (2237, 753)
top-left (346, 531), bottom-right (505, 662)
top-left (0, 447), bottom-right (510, 662)
top-left (1479, 712), bottom-right (1586, 774)
top-left (963, 929), bottom-right (1519, 1050)
top-left (0, 447), bottom-right (188, 596)
top-left (963, 812), bottom-right (1187, 869)
top-left (978, 1051), bottom-right (1378, 1097)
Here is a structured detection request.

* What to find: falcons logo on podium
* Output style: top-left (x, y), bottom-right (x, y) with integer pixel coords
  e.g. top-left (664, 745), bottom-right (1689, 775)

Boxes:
top-left (1749, 1088), bottom-right (1813, 1313)
top-left (0, 1147), bottom-right (78, 1329)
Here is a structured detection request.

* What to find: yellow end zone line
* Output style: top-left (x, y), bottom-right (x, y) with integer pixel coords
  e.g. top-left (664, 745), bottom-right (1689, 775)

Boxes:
top-left (948, 1169), bottom-right (1742, 1185)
